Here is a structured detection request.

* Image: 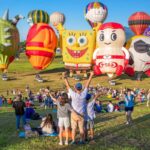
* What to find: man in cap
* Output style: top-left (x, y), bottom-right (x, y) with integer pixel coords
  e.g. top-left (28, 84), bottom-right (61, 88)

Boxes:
top-left (63, 71), bottom-right (94, 144)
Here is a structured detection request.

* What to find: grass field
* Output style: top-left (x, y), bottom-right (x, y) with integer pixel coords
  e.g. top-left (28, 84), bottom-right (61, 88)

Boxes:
top-left (0, 53), bottom-right (150, 150)
top-left (0, 53), bottom-right (149, 96)
top-left (0, 102), bottom-right (150, 150)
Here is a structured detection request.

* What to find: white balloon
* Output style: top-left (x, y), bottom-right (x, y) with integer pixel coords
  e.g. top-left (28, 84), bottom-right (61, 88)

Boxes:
top-left (50, 12), bottom-right (65, 26)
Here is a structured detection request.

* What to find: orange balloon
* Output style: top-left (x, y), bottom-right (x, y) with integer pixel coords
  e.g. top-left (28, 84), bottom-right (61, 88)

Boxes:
top-left (26, 23), bottom-right (57, 70)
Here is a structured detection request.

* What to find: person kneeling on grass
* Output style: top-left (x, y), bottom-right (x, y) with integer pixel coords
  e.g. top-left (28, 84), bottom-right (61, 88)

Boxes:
top-left (50, 92), bottom-right (76, 146)
top-left (85, 93), bottom-right (100, 143)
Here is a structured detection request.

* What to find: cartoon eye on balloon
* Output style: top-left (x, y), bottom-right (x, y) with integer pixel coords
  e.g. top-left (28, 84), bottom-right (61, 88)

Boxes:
top-left (111, 33), bottom-right (117, 41)
top-left (84, 1), bottom-right (108, 28)
top-left (78, 36), bottom-right (87, 46)
top-left (99, 33), bottom-right (104, 41)
top-left (67, 36), bottom-right (76, 46)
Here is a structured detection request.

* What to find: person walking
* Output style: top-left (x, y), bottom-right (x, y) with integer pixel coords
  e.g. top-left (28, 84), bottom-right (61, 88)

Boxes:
top-left (124, 89), bottom-right (135, 125)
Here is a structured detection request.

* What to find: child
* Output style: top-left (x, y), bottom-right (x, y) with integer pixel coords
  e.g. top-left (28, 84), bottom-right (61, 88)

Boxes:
top-left (50, 92), bottom-right (74, 145)
top-left (40, 113), bottom-right (57, 135)
top-left (85, 93), bottom-right (100, 143)
top-left (24, 122), bottom-right (39, 138)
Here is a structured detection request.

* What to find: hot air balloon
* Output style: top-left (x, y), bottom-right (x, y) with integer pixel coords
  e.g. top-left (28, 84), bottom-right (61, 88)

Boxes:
top-left (50, 11), bottom-right (96, 80)
top-left (125, 12), bottom-right (150, 80)
top-left (50, 12), bottom-right (65, 27)
top-left (84, 1), bottom-right (108, 28)
top-left (0, 9), bottom-right (23, 80)
top-left (125, 35), bottom-right (150, 80)
top-left (26, 10), bottom-right (57, 82)
top-left (144, 26), bottom-right (150, 37)
top-left (128, 12), bottom-right (150, 35)
top-left (93, 22), bottom-right (129, 81)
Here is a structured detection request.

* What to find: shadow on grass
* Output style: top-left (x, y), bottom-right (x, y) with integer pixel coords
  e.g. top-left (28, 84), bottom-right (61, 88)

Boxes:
top-left (59, 113), bottom-right (150, 150)
top-left (40, 67), bottom-right (66, 74)
top-left (1, 110), bottom-right (150, 150)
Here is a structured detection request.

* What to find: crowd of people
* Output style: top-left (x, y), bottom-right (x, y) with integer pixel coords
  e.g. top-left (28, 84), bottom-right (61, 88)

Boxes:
top-left (0, 73), bottom-right (150, 145)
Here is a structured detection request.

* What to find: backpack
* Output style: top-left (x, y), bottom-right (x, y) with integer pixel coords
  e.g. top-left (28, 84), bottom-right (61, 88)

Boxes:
top-left (31, 113), bottom-right (40, 120)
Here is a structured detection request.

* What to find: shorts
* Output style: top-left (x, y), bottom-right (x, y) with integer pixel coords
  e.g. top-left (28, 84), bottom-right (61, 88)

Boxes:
top-left (86, 120), bottom-right (94, 130)
top-left (125, 107), bottom-right (134, 112)
top-left (71, 113), bottom-right (84, 131)
top-left (58, 117), bottom-right (70, 128)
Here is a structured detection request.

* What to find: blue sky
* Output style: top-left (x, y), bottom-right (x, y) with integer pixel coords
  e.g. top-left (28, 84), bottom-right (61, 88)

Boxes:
top-left (0, 0), bottom-right (150, 41)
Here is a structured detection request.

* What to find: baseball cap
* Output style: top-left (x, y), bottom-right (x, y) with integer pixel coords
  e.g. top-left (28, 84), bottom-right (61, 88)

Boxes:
top-left (75, 83), bottom-right (82, 90)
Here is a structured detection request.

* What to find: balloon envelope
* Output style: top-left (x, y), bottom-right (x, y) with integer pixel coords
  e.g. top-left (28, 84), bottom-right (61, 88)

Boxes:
top-left (128, 12), bottom-right (150, 35)
top-left (50, 12), bottom-right (65, 26)
top-left (85, 1), bottom-right (108, 28)
top-left (28, 10), bottom-right (49, 24)
top-left (144, 26), bottom-right (150, 37)
top-left (0, 11), bottom-right (20, 71)
top-left (26, 23), bottom-right (57, 70)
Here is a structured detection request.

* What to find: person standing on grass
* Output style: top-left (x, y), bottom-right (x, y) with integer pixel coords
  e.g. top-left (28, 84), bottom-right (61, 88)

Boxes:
top-left (85, 93), bottom-right (100, 143)
top-left (124, 89), bottom-right (135, 125)
top-left (50, 92), bottom-right (75, 146)
top-left (63, 71), bottom-right (94, 144)
top-left (12, 95), bottom-right (26, 130)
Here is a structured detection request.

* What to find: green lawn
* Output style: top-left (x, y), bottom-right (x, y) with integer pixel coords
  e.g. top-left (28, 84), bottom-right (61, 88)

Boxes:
top-left (0, 53), bottom-right (149, 96)
top-left (0, 102), bottom-right (149, 150)
top-left (0, 53), bottom-right (150, 150)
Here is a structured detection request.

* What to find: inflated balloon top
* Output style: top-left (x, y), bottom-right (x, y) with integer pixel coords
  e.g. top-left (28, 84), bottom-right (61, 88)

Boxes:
top-left (85, 1), bottom-right (108, 28)
top-left (128, 12), bottom-right (150, 35)
top-left (27, 10), bottom-right (49, 26)
top-left (50, 12), bottom-right (65, 26)
top-left (144, 26), bottom-right (150, 37)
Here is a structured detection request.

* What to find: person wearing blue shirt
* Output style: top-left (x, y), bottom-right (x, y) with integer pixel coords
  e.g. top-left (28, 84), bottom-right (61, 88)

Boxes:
top-left (124, 89), bottom-right (135, 125)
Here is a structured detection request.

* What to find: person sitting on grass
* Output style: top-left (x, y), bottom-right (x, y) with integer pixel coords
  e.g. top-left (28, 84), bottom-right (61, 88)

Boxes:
top-left (114, 103), bottom-right (120, 112)
top-left (40, 113), bottom-right (57, 135)
top-left (85, 93), bottom-right (100, 143)
top-left (107, 101), bottom-right (114, 113)
top-left (94, 100), bottom-right (103, 113)
top-left (50, 92), bottom-right (76, 146)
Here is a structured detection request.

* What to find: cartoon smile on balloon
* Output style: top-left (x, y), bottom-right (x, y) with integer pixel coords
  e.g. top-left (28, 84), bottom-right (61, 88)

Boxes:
top-left (61, 30), bottom-right (95, 70)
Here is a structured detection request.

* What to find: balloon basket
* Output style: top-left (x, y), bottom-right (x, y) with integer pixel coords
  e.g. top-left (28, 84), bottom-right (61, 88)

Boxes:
top-left (35, 74), bottom-right (44, 83)
top-left (109, 80), bottom-right (116, 86)
top-left (2, 73), bottom-right (8, 81)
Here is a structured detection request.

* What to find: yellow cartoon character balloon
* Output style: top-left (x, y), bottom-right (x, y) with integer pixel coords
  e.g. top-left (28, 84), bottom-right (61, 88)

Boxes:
top-left (61, 30), bottom-right (95, 77)
top-left (50, 2), bottom-right (108, 79)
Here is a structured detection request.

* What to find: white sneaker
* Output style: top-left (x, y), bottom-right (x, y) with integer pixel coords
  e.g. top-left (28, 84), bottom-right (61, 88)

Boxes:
top-left (65, 141), bottom-right (68, 145)
top-left (126, 121), bottom-right (129, 125)
top-left (59, 142), bottom-right (63, 145)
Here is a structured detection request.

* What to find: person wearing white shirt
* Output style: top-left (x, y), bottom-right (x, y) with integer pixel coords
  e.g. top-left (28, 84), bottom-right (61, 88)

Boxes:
top-left (63, 71), bottom-right (94, 144)
top-left (107, 101), bottom-right (114, 112)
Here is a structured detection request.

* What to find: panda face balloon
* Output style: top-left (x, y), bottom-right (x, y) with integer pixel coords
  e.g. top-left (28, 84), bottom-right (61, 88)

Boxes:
top-left (97, 22), bottom-right (126, 48)
top-left (128, 35), bottom-right (150, 72)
